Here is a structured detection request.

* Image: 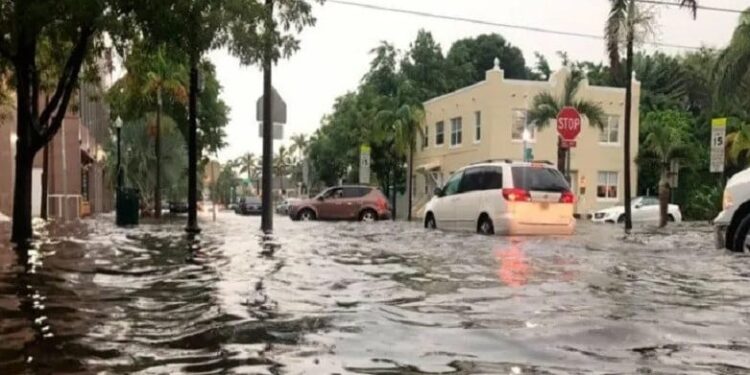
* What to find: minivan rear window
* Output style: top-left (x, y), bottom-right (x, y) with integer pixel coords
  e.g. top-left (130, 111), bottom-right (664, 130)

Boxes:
top-left (511, 166), bottom-right (569, 192)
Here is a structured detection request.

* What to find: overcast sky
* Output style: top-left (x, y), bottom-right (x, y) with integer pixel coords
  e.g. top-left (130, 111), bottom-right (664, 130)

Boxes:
top-left (210, 0), bottom-right (747, 162)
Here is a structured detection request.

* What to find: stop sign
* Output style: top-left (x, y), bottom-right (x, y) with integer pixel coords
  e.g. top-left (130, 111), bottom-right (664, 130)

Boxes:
top-left (556, 107), bottom-right (582, 141)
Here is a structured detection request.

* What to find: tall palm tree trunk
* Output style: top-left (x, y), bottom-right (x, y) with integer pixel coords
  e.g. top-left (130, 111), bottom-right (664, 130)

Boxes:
top-left (154, 88), bottom-right (162, 219)
top-left (623, 22), bottom-right (635, 231)
top-left (658, 167), bottom-right (669, 228)
top-left (407, 144), bottom-right (414, 221)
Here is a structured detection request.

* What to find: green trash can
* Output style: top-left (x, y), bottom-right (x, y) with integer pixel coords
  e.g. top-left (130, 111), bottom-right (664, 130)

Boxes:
top-left (116, 187), bottom-right (140, 226)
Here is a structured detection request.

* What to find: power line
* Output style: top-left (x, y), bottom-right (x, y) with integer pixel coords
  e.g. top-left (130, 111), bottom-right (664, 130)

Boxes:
top-left (327, 0), bottom-right (707, 50)
top-left (635, 0), bottom-right (743, 14)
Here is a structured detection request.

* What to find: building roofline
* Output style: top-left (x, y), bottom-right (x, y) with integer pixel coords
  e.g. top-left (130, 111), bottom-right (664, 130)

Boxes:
top-left (588, 85), bottom-right (627, 94)
top-left (423, 81), bottom-right (486, 106)
top-left (503, 79), bottom-right (549, 87)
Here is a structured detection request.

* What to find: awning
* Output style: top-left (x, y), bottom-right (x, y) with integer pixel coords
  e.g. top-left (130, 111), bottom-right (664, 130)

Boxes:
top-left (415, 162), bottom-right (441, 173)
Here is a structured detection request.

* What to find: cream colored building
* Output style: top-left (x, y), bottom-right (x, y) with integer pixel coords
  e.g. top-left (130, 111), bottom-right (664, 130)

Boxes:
top-left (412, 62), bottom-right (641, 217)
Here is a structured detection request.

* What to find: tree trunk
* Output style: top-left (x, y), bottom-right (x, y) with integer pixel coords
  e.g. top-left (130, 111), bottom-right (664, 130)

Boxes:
top-left (407, 144), bottom-right (414, 221)
top-left (622, 24), bottom-right (635, 231)
top-left (391, 169), bottom-right (397, 221)
top-left (186, 52), bottom-right (200, 233)
top-left (41, 144), bottom-right (49, 220)
top-left (154, 89), bottom-right (162, 219)
top-left (658, 168), bottom-right (669, 228)
top-left (11, 146), bottom-right (34, 245)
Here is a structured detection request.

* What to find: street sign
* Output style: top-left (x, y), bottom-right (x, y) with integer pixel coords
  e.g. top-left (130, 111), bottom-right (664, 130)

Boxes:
top-left (710, 118), bottom-right (727, 173)
top-left (256, 87), bottom-right (287, 124)
top-left (258, 123), bottom-right (284, 140)
top-left (557, 107), bottom-right (582, 147)
top-left (359, 145), bottom-right (371, 184)
top-left (561, 140), bottom-right (577, 149)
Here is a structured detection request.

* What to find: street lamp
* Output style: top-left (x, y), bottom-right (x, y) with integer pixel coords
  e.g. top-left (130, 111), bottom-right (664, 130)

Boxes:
top-left (114, 116), bottom-right (123, 189)
top-left (522, 128), bottom-right (533, 162)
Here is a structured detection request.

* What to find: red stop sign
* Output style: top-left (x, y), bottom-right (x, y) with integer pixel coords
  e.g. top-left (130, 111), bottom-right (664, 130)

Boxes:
top-left (556, 107), bottom-right (581, 141)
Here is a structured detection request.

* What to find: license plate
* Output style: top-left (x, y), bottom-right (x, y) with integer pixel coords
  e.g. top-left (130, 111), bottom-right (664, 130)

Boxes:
top-left (541, 202), bottom-right (550, 210)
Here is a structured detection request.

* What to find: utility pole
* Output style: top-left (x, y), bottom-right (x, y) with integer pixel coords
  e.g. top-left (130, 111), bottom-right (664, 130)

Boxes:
top-left (260, 0), bottom-right (274, 233)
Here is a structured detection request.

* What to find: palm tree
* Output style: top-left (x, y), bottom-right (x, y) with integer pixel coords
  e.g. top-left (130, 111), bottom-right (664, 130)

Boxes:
top-left (142, 45), bottom-right (188, 218)
top-left (604, 0), bottom-right (697, 230)
top-left (715, 8), bottom-right (750, 100)
top-left (378, 103), bottom-right (425, 221)
top-left (235, 153), bottom-right (260, 195)
top-left (274, 146), bottom-right (293, 194)
top-left (528, 68), bottom-right (607, 174)
top-left (638, 120), bottom-right (690, 228)
top-left (289, 133), bottom-right (309, 159)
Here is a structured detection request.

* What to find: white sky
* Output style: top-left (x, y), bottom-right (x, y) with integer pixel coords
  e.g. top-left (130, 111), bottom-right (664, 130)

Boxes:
top-left (211, 0), bottom-right (747, 163)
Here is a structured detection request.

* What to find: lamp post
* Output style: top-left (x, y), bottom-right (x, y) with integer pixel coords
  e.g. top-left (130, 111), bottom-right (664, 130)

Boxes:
top-left (522, 128), bottom-right (533, 162)
top-left (114, 116), bottom-right (123, 190)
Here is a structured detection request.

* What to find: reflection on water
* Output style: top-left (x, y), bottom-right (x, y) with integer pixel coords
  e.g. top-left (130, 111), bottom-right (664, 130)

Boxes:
top-left (1, 215), bottom-right (750, 374)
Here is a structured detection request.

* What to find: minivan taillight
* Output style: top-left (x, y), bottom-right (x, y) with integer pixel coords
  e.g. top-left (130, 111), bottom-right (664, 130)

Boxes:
top-left (502, 188), bottom-right (530, 202)
top-left (560, 191), bottom-right (575, 204)
top-left (376, 197), bottom-right (389, 210)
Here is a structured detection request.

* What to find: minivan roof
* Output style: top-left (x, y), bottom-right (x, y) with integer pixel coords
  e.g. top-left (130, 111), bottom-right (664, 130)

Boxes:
top-left (457, 159), bottom-right (555, 171)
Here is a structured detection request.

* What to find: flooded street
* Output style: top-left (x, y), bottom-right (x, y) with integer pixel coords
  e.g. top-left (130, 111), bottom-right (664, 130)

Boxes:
top-left (1, 213), bottom-right (750, 374)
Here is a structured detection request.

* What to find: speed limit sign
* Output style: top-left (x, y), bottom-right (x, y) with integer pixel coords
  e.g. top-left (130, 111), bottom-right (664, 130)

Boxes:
top-left (710, 118), bottom-right (726, 173)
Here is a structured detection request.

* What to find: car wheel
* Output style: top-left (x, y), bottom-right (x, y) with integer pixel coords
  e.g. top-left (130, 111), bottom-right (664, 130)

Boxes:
top-left (360, 209), bottom-right (377, 222)
top-left (477, 215), bottom-right (494, 235)
top-left (731, 214), bottom-right (750, 252)
top-left (617, 215), bottom-right (625, 224)
top-left (667, 214), bottom-right (675, 222)
top-left (299, 209), bottom-right (316, 221)
top-left (425, 213), bottom-right (437, 229)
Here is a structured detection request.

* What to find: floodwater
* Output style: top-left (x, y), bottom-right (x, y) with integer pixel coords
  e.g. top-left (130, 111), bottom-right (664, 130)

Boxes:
top-left (1, 213), bottom-right (749, 374)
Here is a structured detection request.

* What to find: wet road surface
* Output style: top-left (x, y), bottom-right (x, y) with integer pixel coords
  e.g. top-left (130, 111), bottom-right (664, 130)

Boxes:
top-left (1, 213), bottom-right (749, 374)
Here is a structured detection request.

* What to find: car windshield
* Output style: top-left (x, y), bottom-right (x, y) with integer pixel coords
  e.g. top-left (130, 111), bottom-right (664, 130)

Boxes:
top-left (511, 166), bottom-right (569, 192)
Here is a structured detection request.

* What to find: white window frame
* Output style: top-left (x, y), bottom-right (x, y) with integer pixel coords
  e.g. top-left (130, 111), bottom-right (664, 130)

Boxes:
top-left (596, 171), bottom-right (619, 201)
top-left (511, 109), bottom-right (536, 143)
top-left (450, 117), bottom-right (463, 148)
top-left (599, 115), bottom-right (620, 146)
top-left (435, 121), bottom-right (445, 147)
top-left (474, 111), bottom-right (481, 144)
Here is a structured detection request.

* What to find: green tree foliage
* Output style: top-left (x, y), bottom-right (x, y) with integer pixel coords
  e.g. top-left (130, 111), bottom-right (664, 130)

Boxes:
top-left (715, 8), bottom-right (750, 102)
top-left (108, 46), bottom-right (229, 156)
top-left (638, 110), bottom-right (693, 227)
top-left (528, 68), bottom-right (607, 172)
top-left (445, 33), bottom-right (528, 90)
top-left (214, 164), bottom-right (241, 204)
top-left (400, 30), bottom-right (448, 103)
top-left (105, 115), bottom-right (188, 208)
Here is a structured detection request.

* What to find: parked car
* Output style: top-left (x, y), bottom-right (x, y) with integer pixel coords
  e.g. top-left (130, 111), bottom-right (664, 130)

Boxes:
top-left (288, 185), bottom-right (391, 222)
top-left (168, 201), bottom-right (189, 214)
top-left (275, 198), bottom-right (300, 215)
top-left (715, 168), bottom-right (750, 252)
top-left (424, 160), bottom-right (576, 235)
top-left (591, 196), bottom-right (683, 224)
top-left (238, 196), bottom-right (263, 215)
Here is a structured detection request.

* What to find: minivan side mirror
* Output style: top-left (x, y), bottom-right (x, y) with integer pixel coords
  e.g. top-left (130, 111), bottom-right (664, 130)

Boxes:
top-left (317, 196), bottom-right (325, 201)
top-left (634, 203), bottom-right (642, 209)
top-left (433, 187), bottom-right (443, 197)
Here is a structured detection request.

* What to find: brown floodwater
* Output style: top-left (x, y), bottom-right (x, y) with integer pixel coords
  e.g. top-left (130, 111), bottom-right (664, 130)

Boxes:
top-left (1, 213), bottom-right (749, 374)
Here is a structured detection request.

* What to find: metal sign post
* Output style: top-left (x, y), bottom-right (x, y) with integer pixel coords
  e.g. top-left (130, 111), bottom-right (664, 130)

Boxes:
top-left (359, 145), bottom-right (371, 184)
top-left (710, 118), bottom-right (727, 174)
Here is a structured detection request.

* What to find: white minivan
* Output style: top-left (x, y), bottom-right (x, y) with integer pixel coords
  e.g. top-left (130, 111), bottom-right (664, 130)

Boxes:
top-left (424, 160), bottom-right (576, 235)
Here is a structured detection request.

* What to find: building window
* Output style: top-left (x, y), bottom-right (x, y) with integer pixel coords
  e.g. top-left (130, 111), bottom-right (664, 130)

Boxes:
top-left (435, 121), bottom-right (444, 146)
top-left (450, 117), bottom-right (462, 146)
top-left (511, 109), bottom-right (535, 141)
top-left (422, 125), bottom-right (429, 149)
top-left (600, 115), bottom-right (619, 144)
top-left (597, 171), bottom-right (618, 200)
top-left (474, 111), bottom-right (481, 142)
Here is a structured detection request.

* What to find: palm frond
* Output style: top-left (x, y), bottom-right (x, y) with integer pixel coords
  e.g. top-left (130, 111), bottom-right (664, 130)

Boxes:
top-left (606, 0), bottom-right (629, 73)
top-left (729, 126), bottom-right (750, 163)
top-left (679, 0), bottom-right (698, 19)
top-left (715, 9), bottom-right (750, 99)
top-left (527, 92), bottom-right (560, 129)
top-left (574, 99), bottom-right (607, 130)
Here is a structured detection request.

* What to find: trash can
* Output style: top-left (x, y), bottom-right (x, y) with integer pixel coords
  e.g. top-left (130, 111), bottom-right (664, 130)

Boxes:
top-left (116, 187), bottom-right (140, 226)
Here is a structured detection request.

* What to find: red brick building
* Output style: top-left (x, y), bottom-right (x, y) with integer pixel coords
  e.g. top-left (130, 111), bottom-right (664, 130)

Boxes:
top-left (0, 83), bottom-right (113, 221)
